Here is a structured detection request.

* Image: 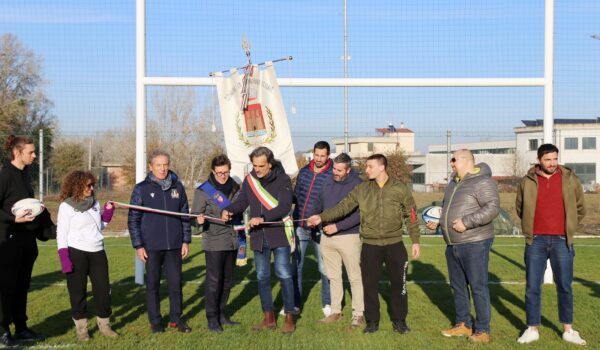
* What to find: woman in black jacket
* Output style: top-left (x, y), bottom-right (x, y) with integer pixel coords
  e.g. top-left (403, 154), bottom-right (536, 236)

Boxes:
top-left (0, 135), bottom-right (48, 346)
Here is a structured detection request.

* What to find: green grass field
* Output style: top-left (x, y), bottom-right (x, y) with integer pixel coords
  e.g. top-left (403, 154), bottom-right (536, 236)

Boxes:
top-left (20, 237), bottom-right (600, 349)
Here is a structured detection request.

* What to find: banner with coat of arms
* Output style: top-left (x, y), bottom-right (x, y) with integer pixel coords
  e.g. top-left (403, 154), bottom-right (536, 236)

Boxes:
top-left (214, 62), bottom-right (298, 183)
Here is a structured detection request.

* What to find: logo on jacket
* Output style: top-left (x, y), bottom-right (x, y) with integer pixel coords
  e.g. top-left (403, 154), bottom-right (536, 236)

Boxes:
top-left (212, 193), bottom-right (224, 203)
top-left (150, 193), bottom-right (155, 198)
top-left (171, 189), bottom-right (180, 199)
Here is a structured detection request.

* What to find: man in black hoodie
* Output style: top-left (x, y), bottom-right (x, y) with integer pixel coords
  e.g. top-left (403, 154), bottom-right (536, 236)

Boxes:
top-left (315, 153), bottom-right (364, 327)
top-left (0, 135), bottom-right (52, 346)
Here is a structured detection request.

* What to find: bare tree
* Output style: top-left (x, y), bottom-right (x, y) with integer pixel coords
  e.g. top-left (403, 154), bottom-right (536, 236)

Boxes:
top-left (0, 33), bottom-right (55, 174)
top-left (385, 148), bottom-right (413, 184)
top-left (147, 87), bottom-right (223, 186)
top-left (51, 141), bottom-right (86, 183)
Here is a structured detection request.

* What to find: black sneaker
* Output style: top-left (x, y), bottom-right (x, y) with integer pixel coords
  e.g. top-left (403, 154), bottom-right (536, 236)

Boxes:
top-left (150, 323), bottom-right (165, 333)
top-left (14, 328), bottom-right (46, 341)
top-left (169, 321), bottom-right (192, 333)
top-left (392, 321), bottom-right (411, 334)
top-left (0, 332), bottom-right (17, 347)
top-left (363, 321), bottom-right (379, 334)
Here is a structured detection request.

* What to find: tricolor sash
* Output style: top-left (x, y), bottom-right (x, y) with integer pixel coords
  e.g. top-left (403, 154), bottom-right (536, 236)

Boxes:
top-left (246, 174), bottom-right (295, 252)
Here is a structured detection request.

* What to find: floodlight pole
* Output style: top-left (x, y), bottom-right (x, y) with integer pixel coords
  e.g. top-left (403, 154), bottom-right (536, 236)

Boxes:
top-left (343, 0), bottom-right (349, 152)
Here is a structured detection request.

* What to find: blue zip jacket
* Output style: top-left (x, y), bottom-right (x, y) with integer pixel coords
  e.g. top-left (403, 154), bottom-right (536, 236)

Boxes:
top-left (128, 171), bottom-right (191, 251)
top-left (292, 159), bottom-right (332, 227)
top-left (315, 170), bottom-right (362, 235)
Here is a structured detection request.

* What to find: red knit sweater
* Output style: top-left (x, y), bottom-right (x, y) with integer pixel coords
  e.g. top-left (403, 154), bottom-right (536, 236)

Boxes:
top-left (533, 171), bottom-right (565, 235)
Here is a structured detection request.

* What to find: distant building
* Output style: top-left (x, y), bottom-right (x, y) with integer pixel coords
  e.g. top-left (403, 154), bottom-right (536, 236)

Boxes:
top-left (332, 123), bottom-right (417, 159)
top-left (418, 118), bottom-right (600, 191)
top-left (514, 118), bottom-right (600, 186)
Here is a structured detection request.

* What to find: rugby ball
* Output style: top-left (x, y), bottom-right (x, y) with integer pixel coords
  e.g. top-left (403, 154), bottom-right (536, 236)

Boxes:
top-left (421, 206), bottom-right (442, 224)
top-left (11, 198), bottom-right (45, 218)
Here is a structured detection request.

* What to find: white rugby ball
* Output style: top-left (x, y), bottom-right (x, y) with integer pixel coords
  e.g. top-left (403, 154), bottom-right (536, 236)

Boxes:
top-left (422, 206), bottom-right (442, 224)
top-left (11, 198), bottom-right (45, 218)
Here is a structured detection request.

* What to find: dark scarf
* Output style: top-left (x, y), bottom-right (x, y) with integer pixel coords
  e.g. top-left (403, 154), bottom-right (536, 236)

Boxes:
top-left (149, 172), bottom-right (173, 191)
top-left (65, 196), bottom-right (96, 212)
top-left (209, 173), bottom-right (235, 197)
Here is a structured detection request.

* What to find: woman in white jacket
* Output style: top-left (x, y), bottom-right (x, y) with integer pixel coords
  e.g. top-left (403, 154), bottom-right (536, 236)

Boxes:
top-left (56, 170), bottom-right (118, 341)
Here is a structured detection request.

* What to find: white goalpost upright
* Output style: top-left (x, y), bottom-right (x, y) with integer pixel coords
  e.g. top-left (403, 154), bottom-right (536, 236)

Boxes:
top-left (134, 0), bottom-right (556, 284)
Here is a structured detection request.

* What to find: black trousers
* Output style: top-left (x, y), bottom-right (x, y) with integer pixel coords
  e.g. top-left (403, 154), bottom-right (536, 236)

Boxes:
top-left (66, 247), bottom-right (112, 320)
top-left (204, 250), bottom-right (236, 320)
top-left (0, 235), bottom-right (38, 333)
top-left (146, 249), bottom-right (182, 325)
top-left (361, 241), bottom-right (409, 323)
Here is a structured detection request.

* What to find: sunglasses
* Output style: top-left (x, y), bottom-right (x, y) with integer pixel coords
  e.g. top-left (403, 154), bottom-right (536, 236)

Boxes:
top-left (86, 183), bottom-right (95, 188)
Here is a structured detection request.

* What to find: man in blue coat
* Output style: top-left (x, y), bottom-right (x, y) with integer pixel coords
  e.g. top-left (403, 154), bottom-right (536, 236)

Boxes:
top-left (128, 150), bottom-right (192, 333)
top-left (292, 141), bottom-right (333, 316)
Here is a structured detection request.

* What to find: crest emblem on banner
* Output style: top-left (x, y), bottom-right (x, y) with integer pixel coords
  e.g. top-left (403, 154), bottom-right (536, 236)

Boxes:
top-left (234, 66), bottom-right (276, 147)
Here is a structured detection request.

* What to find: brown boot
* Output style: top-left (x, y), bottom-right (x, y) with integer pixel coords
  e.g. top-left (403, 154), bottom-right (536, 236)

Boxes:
top-left (252, 311), bottom-right (276, 331)
top-left (97, 317), bottom-right (119, 338)
top-left (281, 313), bottom-right (296, 334)
top-left (73, 318), bottom-right (90, 342)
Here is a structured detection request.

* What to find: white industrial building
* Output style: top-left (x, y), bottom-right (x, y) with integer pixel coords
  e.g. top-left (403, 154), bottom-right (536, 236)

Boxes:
top-left (414, 118), bottom-right (600, 191)
top-left (328, 119), bottom-right (600, 191)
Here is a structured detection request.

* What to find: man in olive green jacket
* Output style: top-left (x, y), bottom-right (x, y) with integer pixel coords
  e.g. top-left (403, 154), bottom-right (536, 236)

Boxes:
top-left (308, 154), bottom-right (420, 335)
top-left (515, 143), bottom-right (587, 346)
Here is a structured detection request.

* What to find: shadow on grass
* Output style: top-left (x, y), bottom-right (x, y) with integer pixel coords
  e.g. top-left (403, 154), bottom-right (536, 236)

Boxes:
top-left (491, 247), bottom-right (525, 271)
top-left (181, 252), bottom-right (256, 322)
top-left (410, 260), bottom-right (455, 324)
top-left (289, 241), bottom-right (324, 311)
top-left (490, 247), bottom-right (594, 335)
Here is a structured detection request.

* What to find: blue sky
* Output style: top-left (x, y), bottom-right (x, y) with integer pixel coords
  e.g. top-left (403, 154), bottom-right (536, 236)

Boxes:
top-left (1, 0), bottom-right (599, 152)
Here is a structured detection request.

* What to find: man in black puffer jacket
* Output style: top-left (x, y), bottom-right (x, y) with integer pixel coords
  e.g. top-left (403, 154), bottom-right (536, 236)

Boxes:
top-left (427, 149), bottom-right (499, 344)
top-left (128, 150), bottom-right (192, 334)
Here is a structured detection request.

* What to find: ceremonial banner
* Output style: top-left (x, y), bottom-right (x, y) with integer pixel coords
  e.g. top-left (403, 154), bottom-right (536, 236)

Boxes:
top-left (214, 62), bottom-right (298, 182)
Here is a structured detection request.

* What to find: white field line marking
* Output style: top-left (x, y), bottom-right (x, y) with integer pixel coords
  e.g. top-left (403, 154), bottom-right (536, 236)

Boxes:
top-left (31, 279), bottom-right (600, 287)
top-left (22, 344), bottom-right (77, 349)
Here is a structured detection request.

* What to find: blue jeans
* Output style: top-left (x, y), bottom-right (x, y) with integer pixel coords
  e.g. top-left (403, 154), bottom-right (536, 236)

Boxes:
top-left (524, 235), bottom-right (574, 326)
top-left (253, 238), bottom-right (295, 313)
top-left (293, 226), bottom-right (331, 307)
top-left (445, 238), bottom-right (493, 333)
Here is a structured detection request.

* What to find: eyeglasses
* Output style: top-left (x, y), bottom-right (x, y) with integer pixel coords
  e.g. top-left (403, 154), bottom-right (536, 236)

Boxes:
top-left (214, 171), bottom-right (230, 177)
top-left (86, 183), bottom-right (95, 188)
top-left (450, 158), bottom-right (456, 163)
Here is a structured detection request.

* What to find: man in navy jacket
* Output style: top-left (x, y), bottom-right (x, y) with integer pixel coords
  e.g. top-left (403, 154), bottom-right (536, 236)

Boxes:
top-left (292, 141), bottom-right (333, 315)
top-left (128, 150), bottom-right (192, 333)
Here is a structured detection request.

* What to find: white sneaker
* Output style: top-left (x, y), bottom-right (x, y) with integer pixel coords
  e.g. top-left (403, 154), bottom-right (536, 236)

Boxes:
top-left (279, 307), bottom-right (300, 316)
top-left (322, 304), bottom-right (332, 317)
top-left (563, 329), bottom-right (587, 346)
top-left (517, 327), bottom-right (540, 344)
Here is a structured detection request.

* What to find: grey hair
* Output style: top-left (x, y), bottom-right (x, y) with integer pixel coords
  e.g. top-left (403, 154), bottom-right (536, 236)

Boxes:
top-left (333, 153), bottom-right (352, 167)
top-left (148, 149), bottom-right (171, 164)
